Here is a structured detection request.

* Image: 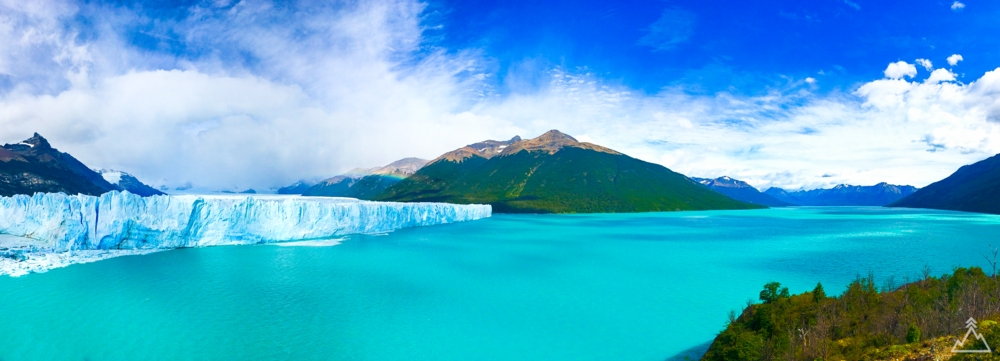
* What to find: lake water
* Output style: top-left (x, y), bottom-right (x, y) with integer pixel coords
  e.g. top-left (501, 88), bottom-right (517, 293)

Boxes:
top-left (2, 207), bottom-right (999, 361)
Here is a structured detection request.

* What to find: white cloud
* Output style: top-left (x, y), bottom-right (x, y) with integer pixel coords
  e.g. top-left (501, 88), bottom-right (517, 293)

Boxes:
top-left (0, 0), bottom-right (520, 190)
top-left (805, 77), bottom-right (817, 84)
top-left (948, 54), bottom-right (964, 66)
top-left (1, 1), bottom-right (999, 193)
top-left (951, 1), bottom-right (965, 10)
top-left (925, 69), bottom-right (956, 83)
top-left (884, 61), bottom-right (917, 79)
top-left (915, 58), bottom-right (933, 71)
top-left (843, 0), bottom-right (861, 10)
top-left (466, 61), bottom-right (1000, 190)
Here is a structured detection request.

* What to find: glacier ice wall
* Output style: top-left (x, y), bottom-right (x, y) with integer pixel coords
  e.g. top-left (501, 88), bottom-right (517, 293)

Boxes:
top-left (0, 191), bottom-right (491, 251)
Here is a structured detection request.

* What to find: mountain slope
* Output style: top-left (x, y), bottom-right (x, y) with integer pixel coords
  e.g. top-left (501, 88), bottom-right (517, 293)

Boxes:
top-left (888, 152), bottom-right (1000, 214)
top-left (302, 158), bottom-right (428, 199)
top-left (96, 169), bottom-right (165, 197)
top-left (277, 181), bottom-right (315, 195)
top-left (765, 182), bottom-right (917, 206)
top-left (692, 176), bottom-right (793, 207)
top-left (375, 130), bottom-right (763, 213)
top-left (0, 133), bottom-right (117, 197)
top-left (342, 158), bottom-right (428, 199)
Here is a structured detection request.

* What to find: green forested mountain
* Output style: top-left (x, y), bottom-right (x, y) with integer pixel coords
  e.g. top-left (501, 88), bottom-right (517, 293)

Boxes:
top-left (375, 130), bottom-right (763, 213)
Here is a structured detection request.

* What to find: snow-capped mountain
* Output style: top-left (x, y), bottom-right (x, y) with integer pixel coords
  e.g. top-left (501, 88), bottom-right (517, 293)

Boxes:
top-left (95, 169), bottom-right (165, 197)
top-left (1, 133), bottom-right (117, 197)
top-left (764, 182), bottom-right (918, 206)
top-left (691, 176), bottom-right (792, 207)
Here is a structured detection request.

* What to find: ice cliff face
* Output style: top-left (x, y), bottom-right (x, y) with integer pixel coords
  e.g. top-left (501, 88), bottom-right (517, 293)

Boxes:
top-left (0, 191), bottom-right (491, 252)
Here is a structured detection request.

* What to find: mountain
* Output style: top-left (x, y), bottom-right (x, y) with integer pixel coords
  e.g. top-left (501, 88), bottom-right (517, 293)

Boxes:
top-left (95, 169), bottom-right (165, 197)
top-left (764, 182), bottom-right (918, 206)
top-left (888, 152), bottom-right (1000, 214)
top-left (374, 130), bottom-right (764, 213)
top-left (277, 181), bottom-right (315, 195)
top-left (691, 176), bottom-right (793, 207)
top-left (0, 133), bottom-right (117, 197)
top-left (302, 158), bottom-right (428, 199)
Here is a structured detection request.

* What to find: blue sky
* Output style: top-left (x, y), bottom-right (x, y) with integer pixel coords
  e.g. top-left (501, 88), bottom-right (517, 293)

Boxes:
top-left (428, 0), bottom-right (998, 94)
top-left (0, 0), bottom-right (999, 191)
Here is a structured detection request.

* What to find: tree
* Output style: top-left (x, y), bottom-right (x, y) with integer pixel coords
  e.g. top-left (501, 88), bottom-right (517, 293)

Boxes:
top-left (906, 323), bottom-right (921, 343)
top-left (813, 282), bottom-right (825, 303)
top-left (760, 282), bottom-right (790, 304)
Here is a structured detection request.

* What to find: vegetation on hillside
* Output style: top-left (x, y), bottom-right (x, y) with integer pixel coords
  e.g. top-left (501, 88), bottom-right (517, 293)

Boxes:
top-left (704, 255), bottom-right (1000, 360)
top-left (376, 147), bottom-right (763, 213)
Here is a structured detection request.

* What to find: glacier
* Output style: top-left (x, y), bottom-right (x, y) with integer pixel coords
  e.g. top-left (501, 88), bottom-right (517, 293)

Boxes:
top-left (0, 191), bottom-right (491, 276)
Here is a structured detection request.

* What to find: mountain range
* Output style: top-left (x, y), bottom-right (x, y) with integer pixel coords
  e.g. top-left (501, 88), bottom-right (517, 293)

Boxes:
top-left (691, 176), bottom-right (793, 207)
top-left (302, 158), bottom-right (428, 199)
top-left (888, 152), bottom-right (1000, 214)
top-left (374, 130), bottom-right (762, 213)
top-left (1, 133), bottom-right (119, 197)
top-left (13, 131), bottom-right (983, 215)
top-left (764, 182), bottom-right (918, 206)
top-left (96, 169), bottom-right (165, 197)
top-left (0, 133), bottom-right (161, 197)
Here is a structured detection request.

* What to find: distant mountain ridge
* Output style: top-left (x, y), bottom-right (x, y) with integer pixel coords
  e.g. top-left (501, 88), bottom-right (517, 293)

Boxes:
top-left (889, 152), bottom-right (1000, 214)
top-left (375, 130), bottom-right (763, 213)
top-left (302, 157), bottom-right (428, 199)
top-left (0, 133), bottom-right (118, 197)
top-left (765, 182), bottom-right (917, 206)
top-left (96, 169), bottom-right (165, 197)
top-left (692, 176), bottom-right (793, 207)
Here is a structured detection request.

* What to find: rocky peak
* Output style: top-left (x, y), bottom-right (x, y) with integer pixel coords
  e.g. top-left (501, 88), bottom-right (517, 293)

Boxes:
top-left (500, 129), bottom-right (620, 156)
top-left (22, 133), bottom-right (52, 150)
top-left (372, 157), bottom-right (429, 176)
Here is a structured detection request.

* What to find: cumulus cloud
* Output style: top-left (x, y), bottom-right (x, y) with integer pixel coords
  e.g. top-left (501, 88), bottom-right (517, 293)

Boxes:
top-left (884, 61), bottom-right (917, 79)
top-left (637, 7), bottom-right (696, 51)
top-left (805, 77), bottom-right (817, 84)
top-left (925, 69), bottom-right (956, 83)
top-left (0, 0), bottom-right (519, 189)
top-left (1, 0), bottom-right (999, 193)
top-left (915, 59), bottom-right (933, 71)
top-left (948, 54), bottom-right (964, 66)
top-left (951, 1), bottom-right (965, 10)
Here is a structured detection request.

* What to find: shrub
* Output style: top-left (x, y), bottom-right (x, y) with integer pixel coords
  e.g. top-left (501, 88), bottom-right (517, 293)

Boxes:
top-left (905, 323), bottom-right (921, 343)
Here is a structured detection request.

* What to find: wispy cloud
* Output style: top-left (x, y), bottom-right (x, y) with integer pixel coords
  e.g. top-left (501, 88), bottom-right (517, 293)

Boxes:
top-left (951, 1), bottom-right (966, 11)
top-left (843, 0), bottom-right (861, 10)
top-left (637, 7), bottom-right (696, 51)
top-left (915, 58), bottom-right (933, 71)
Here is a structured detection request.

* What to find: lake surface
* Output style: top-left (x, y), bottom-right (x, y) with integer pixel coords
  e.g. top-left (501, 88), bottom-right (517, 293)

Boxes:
top-left (2, 207), bottom-right (999, 361)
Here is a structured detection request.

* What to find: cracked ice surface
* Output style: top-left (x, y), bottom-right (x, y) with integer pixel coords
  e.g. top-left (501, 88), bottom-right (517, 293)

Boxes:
top-left (0, 192), bottom-right (491, 276)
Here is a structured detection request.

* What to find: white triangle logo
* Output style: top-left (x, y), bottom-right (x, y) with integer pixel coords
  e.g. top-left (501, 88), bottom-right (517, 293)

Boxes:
top-left (952, 318), bottom-right (992, 353)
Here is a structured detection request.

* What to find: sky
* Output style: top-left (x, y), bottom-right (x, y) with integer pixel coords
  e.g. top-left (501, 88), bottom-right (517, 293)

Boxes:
top-left (1, 0), bottom-right (999, 191)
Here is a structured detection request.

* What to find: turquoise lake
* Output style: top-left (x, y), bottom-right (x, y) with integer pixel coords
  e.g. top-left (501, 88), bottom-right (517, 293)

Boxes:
top-left (3, 206), bottom-right (1000, 361)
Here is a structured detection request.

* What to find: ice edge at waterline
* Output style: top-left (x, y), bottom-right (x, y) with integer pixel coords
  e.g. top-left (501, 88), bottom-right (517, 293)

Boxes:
top-left (0, 192), bottom-right (492, 277)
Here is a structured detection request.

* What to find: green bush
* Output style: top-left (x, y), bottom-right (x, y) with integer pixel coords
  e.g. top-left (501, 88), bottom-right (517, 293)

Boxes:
top-left (906, 323), bottom-right (921, 343)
